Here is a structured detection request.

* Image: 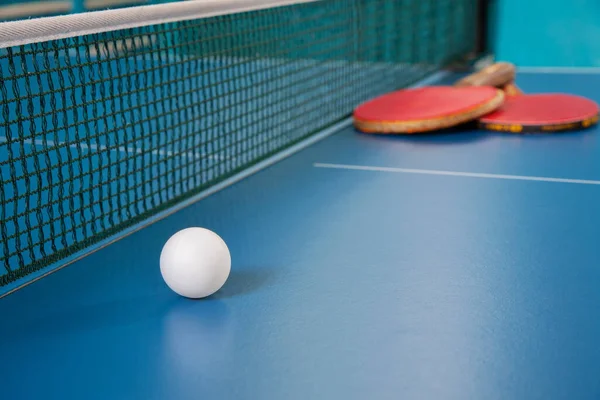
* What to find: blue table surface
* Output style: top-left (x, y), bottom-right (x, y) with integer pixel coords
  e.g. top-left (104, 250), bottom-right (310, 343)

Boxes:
top-left (1, 70), bottom-right (600, 399)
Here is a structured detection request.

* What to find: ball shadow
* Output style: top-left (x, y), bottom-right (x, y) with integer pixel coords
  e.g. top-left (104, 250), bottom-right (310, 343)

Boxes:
top-left (213, 266), bottom-right (275, 299)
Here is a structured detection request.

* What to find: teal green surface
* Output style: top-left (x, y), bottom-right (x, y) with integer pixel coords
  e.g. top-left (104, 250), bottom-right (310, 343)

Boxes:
top-left (489, 0), bottom-right (600, 66)
top-left (1, 71), bottom-right (600, 399)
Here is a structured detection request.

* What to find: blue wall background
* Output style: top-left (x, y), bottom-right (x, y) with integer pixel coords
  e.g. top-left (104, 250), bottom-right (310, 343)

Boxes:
top-left (489, 0), bottom-right (600, 67)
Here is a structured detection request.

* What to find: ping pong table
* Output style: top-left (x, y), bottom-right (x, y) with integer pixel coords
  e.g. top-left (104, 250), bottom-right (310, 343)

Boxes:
top-left (1, 67), bottom-right (599, 399)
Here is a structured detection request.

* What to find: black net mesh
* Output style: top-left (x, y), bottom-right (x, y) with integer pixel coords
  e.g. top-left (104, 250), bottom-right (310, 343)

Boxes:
top-left (0, 0), bottom-right (481, 288)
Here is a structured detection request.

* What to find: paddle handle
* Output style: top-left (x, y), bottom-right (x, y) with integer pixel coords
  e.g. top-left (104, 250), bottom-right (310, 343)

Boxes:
top-left (455, 62), bottom-right (521, 94)
top-left (501, 82), bottom-right (524, 96)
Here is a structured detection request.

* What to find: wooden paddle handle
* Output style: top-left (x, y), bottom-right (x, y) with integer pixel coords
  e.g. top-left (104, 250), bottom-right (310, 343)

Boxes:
top-left (501, 82), bottom-right (524, 96)
top-left (454, 62), bottom-right (517, 88)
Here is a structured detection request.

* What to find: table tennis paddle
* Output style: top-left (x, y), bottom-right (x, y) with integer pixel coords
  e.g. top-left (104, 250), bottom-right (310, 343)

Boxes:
top-left (477, 93), bottom-right (599, 133)
top-left (477, 85), bottom-right (599, 133)
top-left (353, 62), bottom-right (515, 134)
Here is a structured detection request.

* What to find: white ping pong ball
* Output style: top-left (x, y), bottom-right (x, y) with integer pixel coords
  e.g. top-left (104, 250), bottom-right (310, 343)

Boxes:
top-left (160, 227), bottom-right (231, 299)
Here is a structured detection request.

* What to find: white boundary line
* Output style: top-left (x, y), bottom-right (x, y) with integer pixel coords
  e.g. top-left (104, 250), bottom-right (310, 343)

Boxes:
top-left (517, 66), bottom-right (600, 74)
top-left (313, 163), bottom-right (600, 186)
top-left (0, 0), bottom-right (319, 49)
top-left (0, 69), bottom-right (449, 297)
top-left (0, 136), bottom-right (232, 161)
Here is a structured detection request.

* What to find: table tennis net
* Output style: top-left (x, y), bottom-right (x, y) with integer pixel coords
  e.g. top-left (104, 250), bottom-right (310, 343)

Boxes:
top-left (0, 0), bottom-right (481, 289)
